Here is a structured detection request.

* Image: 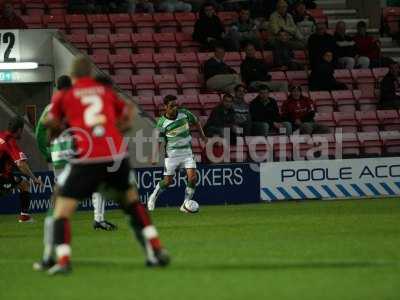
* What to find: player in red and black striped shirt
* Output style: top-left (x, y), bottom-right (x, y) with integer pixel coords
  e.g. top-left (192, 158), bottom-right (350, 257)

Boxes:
top-left (0, 117), bottom-right (42, 222)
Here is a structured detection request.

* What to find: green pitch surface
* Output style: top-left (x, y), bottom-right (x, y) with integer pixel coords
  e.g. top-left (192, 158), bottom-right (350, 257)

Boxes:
top-left (1, 199), bottom-right (399, 300)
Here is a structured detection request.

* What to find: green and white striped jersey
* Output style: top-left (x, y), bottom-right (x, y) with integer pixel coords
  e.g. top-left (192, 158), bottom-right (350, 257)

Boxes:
top-left (35, 104), bottom-right (75, 169)
top-left (156, 108), bottom-right (198, 158)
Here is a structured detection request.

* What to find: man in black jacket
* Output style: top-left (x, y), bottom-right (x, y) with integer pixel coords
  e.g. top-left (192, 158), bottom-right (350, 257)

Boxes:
top-left (380, 61), bottom-right (400, 109)
top-left (249, 85), bottom-right (292, 135)
top-left (192, 3), bottom-right (225, 51)
top-left (240, 43), bottom-right (288, 92)
top-left (308, 22), bottom-right (337, 70)
top-left (204, 44), bottom-right (242, 93)
top-left (204, 94), bottom-right (237, 143)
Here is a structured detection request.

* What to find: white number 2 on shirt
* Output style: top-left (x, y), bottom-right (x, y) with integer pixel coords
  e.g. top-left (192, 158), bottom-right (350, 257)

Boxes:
top-left (81, 95), bottom-right (106, 127)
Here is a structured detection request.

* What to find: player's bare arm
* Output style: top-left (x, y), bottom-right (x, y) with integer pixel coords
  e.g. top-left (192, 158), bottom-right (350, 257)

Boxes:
top-left (16, 160), bottom-right (42, 185)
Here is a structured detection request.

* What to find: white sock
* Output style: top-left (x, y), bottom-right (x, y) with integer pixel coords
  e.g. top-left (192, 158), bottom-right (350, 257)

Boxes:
top-left (92, 193), bottom-right (105, 222)
top-left (43, 216), bottom-right (54, 261)
top-left (184, 186), bottom-right (195, 202)
top-left (56, 244), bottom-right (71, 261)
top-left (151, 182), bottom-right (166, 200)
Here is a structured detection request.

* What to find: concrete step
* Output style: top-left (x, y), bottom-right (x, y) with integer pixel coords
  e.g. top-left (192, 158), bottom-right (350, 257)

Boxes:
top-left (379, 37), bottom-right (396, 47)
top-left (345, 28), bottom-right (380, 36)
top-left (315, 0), bottom-right (347, 9)
top-left (328, 18), bottom-right (369, 29)
top-left (324, 9), bottom-right (357, 19)
top-left (381, 47), bottom-right (400, 57)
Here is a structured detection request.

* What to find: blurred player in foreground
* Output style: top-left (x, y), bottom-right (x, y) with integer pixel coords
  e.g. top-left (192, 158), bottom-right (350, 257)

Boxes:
top-left (37, 56), bottom-right (169, 275)
top-left (147, 95), bottom-right (207, 212)
top-left (0, 117), bottom-right (42, 222)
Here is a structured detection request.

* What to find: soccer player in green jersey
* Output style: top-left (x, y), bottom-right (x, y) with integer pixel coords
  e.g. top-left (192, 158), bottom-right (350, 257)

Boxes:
top-left (147, 95), bottom-right (207, 212)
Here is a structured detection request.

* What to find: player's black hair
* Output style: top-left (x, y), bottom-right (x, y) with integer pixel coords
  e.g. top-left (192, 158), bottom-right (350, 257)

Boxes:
top-left (289, 84), bottom-right (302, 93)
top-left (56, 75), bottom-right (72, 91)
top-left (71, 55), bottom-right (92, 78)
top-left (95, 74), bottom-right (113, 86)
top-left (8, 116), bottom-right (24, 133)
top-left (213, 42), bottom-right (225, 52)
top-left (163, 95), bottom-right (177, 105)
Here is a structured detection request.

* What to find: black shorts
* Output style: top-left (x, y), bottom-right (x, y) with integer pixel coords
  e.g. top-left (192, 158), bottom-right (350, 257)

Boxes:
top-left (0, 175), bottom-right (23, 197)
top-left (58, 159), bottom-right (133, 199)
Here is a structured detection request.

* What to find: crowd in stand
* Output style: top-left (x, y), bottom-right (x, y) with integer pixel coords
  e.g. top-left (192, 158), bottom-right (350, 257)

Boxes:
top-left (1, 0), bottom-right (400, 142)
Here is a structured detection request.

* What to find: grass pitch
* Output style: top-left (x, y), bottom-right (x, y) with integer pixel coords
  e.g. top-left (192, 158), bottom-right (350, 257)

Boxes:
top-left (0, 199), bottom-right (399, 300)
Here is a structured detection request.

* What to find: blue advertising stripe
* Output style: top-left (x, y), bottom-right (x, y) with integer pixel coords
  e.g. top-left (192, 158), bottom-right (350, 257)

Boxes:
top-left (351, 184), bottom-right (366, 197)
top-left (277, 187), bottom-right (293, 200)
top-left (395, 182), bottom-right (400, 190)
top-left (321, 185), bottom-right (337, 198)
top-left (380, 182), bottom-right (396, 196)
top-left (292, 186), bottom-right (307, 199)
top-left (336, 184), bottom-right (352, 197)
top-left (307, 186), bottom-right (322, 199)
top-left (365, 183), bottom-right (381, 196)
top-left (262, 187), bottom-right (278, 201)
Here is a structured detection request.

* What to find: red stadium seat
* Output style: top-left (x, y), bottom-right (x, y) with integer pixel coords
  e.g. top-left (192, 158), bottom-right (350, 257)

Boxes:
top-left (153, 53), bottom-right (179, 74)
top-left (90, 54), bottom-right (111, 74)
top-left (176, 33), bottom-right (200, 52)
top-left (311, 133), bottom-right (337, 158)
top-left (267, 135), bottom-right (293, 161)
top-left (357, 132), bottom-right (382, 156)
top-left (269, 92), bottom-right (288, 104)
top-left (131, 53), bottom-right (156, 75)
top-left (351, 68), bottom-right (375, 95)
top-left (87, 14), bottom-right (112, 34)
top-left (217, 11), bottom-right (238, 25)
top-left (176, 74), bottom-right (202, 94)
top-left (176, 52), bottom-right (199, 74)
top-left (132, 33), bottom-right (156, 53)
top-left (377, 110), bottom-right (400, 131)
top-left (154, 33), bottom-right (178, 53)
top-left (154, 13), bottom-right (178, 33)
top-left (244, 93), bottom-right (257, 104)
top-left (43, 15), bottom-right (66, 32)
top-left (290, 134), bottom-right (312, 159)
top-left (314, 112), bottom-right (335, 128)
top-left (24, 0), bottom-right (46, 15)
top-left (109, 54), bottom-right (133, 75)
top-left (131, 74), bottom-right (156, 96)
top-left (109, 33), bottom-right (133, 54)
top-left (333, 112), bottom-right (358, 133)
top-left (353, 89), bottom-right (378, 111)
top-left (310, 91), bottom-right (335, 112)
top-left (199, 94), bottom-right (221, 109)
top-left (224, 52), bottom-right (242, 68)
top-left (269, 71), bottom-right (287, 83)
top-left (112, 75), bottom-right (133, 94)
top-left (45, 0), bottom-right (67, 15)
top-left (380, 130), bottom-right (400, 155)
top-left (372, 67), bottom-right (389, 82)
top-left (137, 96), bottom-right (156, 114)
top-left (245, 136), bottom-right (272, 163)
top-left (197, 52), bottom-right (213, 65)
top-left (21, 15), bottom-right (43, 29)
top-left (177, 95), bottom-right (203, 115)
top-left (175, 12), bottom-right (196, 34)
top-left (331, 90), bottom-right (356, 112)
top-left (334, 69), bottom-right (353, 88)
top-left (355, 110), bottom-right (379, 132)
top-left (340, 133), bottom-right (361, 157)
top-left (87, 34), bottom-right (110, 55)
top-left (154, 74), bottom-right (179, 95)
top-left (66, 34), bottom-right (89, 53)
top-left (65, 14), bottom-right (89, 34)
top-left (132, 13), bottom-right (156, 33)
top-left (286, 70), bottom-right (309, 86)
top-left (109, 14), bottom-right (134, 34)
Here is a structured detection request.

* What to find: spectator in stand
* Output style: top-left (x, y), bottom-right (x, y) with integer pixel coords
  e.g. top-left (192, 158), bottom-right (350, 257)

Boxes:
top-left (204, 93), bottom-right (237, 143)
top-left (225, 6), bottom-right (260, 51)
top-left (0, 1), bottom-right (27, 29)
top-left (128, 0), bottom-right (155, 13)
top-left (249, 85), bottom-right (292, 135)
top-left (353, 21), bottom-right (383, 68)
top-left (157, 0), bottom-right (192, 12)
top-left (68, 0), bottom-right (97, 13)
top-left (232, 84), bottom-right (252, 135)
top-left (380, 60), bottom-right (400, 109)
top-left (241, 42), bottom-right (288, 92)
top-left (204, 44), bottom-right (242, 94)
top-left (334, 21), bottom-right (370, 69)
top-left (291, 1), bottom-right (316, 40)
top-left (309, 51), bottom-right (348, 91)
top-left (267, 0), bottom-right (305, 50)
top-left (95, 0), bottom-right (130, 12)
top-left (308, 22), bottom-right (337, 70)
top-left (273, 30), bottom-right (304, 71)
top-left (282, 85), bottom-right (329, 134)
top-left (193, 3), bottom-right (225, 51)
